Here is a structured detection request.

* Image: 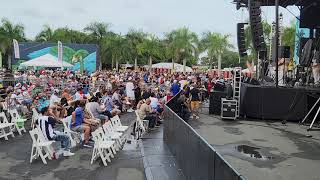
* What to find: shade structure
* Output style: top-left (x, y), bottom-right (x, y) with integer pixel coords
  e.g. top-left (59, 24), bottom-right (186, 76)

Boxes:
top-left (152, 63), bottom-right (193, 72)
top-left (19, 54), bottom-right (73, 68)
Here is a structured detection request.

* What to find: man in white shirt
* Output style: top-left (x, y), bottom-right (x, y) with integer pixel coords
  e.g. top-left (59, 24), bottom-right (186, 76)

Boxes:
top-left (50, 89), bottom-right (60, 106)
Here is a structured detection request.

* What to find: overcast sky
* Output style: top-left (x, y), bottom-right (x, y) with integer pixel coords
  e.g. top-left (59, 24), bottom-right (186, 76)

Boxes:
top-left (0, 0), bottom-right (299, 46)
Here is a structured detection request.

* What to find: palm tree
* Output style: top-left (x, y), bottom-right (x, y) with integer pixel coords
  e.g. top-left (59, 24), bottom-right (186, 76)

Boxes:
top-left (282, 20), bottom-right (296, 58)
top-left (201, 32), bottom-right (233, 74)
top-left (0, 18), bottom-right (25, 69)
top-left (126, 29), bottom-right (146, 71)
top-left (137, 35), bottom-right (162, 72)
top-left (84, 22), bottom-right (111, 68)
top-left (35, 25), bottom-right (53, 42)
top-left (165, 27), bottom-right (198, 73)
top-left (102, 33), bottom-right (130, 71)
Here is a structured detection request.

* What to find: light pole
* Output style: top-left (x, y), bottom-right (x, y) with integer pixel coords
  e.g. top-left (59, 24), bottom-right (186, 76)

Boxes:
top-left (275, 0), bottom-right (279, 87)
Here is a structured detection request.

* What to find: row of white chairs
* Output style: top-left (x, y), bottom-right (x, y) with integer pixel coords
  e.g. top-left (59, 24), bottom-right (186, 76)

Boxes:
top-left (28, 114), bottom-right (129, 165)
top-left (90, 116), bottom-right (129, 166)
top-left (0, 109), bottom-right (28, 140)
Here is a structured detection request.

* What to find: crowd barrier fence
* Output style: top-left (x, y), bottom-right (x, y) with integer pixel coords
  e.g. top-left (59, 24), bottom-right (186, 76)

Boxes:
top-left (164, 92), bottom-right (245, 180)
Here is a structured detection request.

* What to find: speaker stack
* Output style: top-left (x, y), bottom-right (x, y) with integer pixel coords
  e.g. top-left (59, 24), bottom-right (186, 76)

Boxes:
top-left (237, 23), bottom-right (248, 57)
top-left (248, 0), bottom-right (266, 52)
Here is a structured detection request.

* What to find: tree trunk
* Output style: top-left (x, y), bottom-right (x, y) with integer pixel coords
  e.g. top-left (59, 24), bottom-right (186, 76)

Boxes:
top-left (134, 56), bottom-right (138, 71)
top-left (149, 56), bottom-right (152, 72)
top-left (218, 53), bottom-right (222, 77)
top-left (111, 55), bottom-right (114, 70)
top-left (183, 59), bottom-right (186, 74)
top-left (8, 54), bottom-right (11, 70)
top-left (209, 58), bottom-right (212, 70)
top-left (116, 59), bottom-right (119, 72)
top-left (172, 59), bottom-right (175, 74)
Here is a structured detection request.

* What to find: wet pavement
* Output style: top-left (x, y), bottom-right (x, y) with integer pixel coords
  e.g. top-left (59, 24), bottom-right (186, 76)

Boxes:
top-left (0, 112), bottom-right (146, 180)
top-left (140, 126), bottom-right (186, 180)
top-left (189, 108), bottom-right (320, 180)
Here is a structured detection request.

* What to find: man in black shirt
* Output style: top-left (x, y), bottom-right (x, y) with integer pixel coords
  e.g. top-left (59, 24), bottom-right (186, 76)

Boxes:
top-left (190, 84), bottom-right (200, 119)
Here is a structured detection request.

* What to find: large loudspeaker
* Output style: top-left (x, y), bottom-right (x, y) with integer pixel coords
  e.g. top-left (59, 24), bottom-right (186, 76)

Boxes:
top-left (237, 23), bottom-right (248, 57)
top-left (248, 0), bottom-right (266, 51)
top-left (300, 3), bottom-right (320, 29)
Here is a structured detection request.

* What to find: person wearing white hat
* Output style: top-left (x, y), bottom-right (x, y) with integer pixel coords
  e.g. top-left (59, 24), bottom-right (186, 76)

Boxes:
top-left (125, 77), bottom-right (135, 112)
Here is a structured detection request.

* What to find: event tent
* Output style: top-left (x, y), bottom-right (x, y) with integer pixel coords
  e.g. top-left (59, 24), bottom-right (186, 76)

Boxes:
top-left (151, 63), bottom-right (193, 72)
top-left (19, 54), bottom-right (73, 68)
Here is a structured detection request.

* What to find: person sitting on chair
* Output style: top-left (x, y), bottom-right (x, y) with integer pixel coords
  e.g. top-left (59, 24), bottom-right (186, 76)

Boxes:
top-left (36, 106), bottom-right (74, 157)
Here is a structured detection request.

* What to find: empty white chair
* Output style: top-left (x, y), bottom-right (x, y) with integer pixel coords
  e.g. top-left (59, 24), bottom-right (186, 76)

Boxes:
top-left (8, 109), bottom-right (27, 135)
top-left (29, 127), bottom-right (55, 164)
top-left (102, 122), bottom-right (124, 150)
top-left (61, 116), bottom-right (80, 147)
top-left (0, 112), bottom-right (15, 140)
top-left (91, 128), bottom-right (116, 166)
top-left (110, 115), bottom-right (129, 132)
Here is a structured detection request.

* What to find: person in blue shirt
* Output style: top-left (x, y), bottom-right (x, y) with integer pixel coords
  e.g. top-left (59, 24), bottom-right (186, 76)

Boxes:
top-left (71, 100), bottom-right (99, 148)
top-left (171, 80), bottom-right (180, 96)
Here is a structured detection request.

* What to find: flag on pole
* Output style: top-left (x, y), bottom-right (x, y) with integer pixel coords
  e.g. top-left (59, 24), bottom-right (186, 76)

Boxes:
top-left (13, 39), bottom-right (20, 59)
top-left (58, 41), bottom-right (63, 61)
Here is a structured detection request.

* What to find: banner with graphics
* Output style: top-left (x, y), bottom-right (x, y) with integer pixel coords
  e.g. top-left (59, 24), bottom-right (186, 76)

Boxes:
top-left (12, 42), bottom-right (99, 74)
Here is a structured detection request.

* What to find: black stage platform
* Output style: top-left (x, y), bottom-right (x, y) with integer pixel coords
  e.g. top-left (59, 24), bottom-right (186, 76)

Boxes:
top-left (240, 83), bottom-right (320, 122)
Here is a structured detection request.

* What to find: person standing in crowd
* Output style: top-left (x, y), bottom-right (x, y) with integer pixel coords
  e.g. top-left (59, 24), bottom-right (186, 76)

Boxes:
top-left (171, 80), bottom-right (180, 96)
top-left (190, 84), bottom-right (200, 119)
top-left (36, 107), bottom-right (74, 157)
top-left (125, 77), bottom-right (135, 112)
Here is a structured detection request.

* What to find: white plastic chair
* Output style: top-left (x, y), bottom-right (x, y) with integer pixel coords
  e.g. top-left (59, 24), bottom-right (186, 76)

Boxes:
top-left (0, 112), bottom-right (15, 140)
top-left (8, 109), bottom-right (27, 135)
top-left (29, 127), bottom-right (54, 164)
top-left (31, 108), bottom-right (40, 129)
top-left (91, 128), bottom-right (116, 166)
top-left (61, 116), bottom-right (80, 147)
top-left (110, 115), bottom-right (129, 132)
top-left (102, 122), bottom-right (124, 151)
top-left (135, 110), bottom-right (148, 133)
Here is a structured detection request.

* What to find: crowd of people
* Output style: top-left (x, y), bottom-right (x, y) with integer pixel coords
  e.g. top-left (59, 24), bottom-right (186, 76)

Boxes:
top-left (0, 68), bottom-right (226, 156)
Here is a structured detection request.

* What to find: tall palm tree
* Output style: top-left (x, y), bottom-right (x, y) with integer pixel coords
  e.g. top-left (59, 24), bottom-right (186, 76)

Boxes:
top-left (126, 29), bottom-right (146, 70)
top-left (102, 33), bottom-right (130, 71)
top-left (0, 18), bottom-right (25, 69)
top-left (201, 32), bottom-right (233, 73)
top-left (35, 25), bottom-right (53, 42)
top-left (84, 22), bottom-right (111, 68)
top-left (137, 35), bottom-right (162, 72)
top-left (165, 27), bottom-right (198, 72)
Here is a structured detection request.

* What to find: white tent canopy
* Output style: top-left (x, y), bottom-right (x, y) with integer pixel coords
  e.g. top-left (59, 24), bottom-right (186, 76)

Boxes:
top-left (151, 63), bottom-right (193, 72)
top-left (19, 54), bottom-right (73, 68)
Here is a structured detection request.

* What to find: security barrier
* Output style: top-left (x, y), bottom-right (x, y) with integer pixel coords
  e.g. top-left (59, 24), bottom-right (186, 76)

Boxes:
top-left (164, 92), bottom-right (245, 180)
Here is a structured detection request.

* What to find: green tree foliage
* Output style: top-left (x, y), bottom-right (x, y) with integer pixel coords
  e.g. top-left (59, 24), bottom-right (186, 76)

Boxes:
top-left (200, 32), bottom-right (233, 69)
top-left (282, 20), bottom-right (296, 58)
top-left (0, 18), bottom-right (25, 68)
top-left (165, 27), bottom-right (199, 66)
top-left (0, 18), bottom-right (298, 70)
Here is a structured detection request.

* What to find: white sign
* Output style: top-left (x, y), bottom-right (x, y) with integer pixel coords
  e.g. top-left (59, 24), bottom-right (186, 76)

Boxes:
top-left (58, 41), bottom-right (63, 61)
top-left (13, 39), bottom-right (20, 59)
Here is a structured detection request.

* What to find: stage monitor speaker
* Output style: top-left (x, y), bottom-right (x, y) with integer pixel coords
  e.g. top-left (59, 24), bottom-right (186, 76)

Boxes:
top-left (248, 0), bottom-right (266, 51)
top-left (237, 23), bottom-right (248, 57)
top-left (300, 3), bottom-right (320, 29)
